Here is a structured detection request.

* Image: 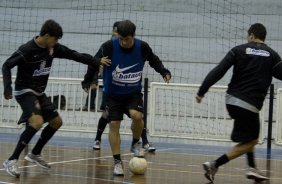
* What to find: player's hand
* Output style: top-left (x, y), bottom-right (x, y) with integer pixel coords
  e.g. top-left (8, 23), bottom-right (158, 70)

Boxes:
top-left (4, 94), bottom-right (13, 100)
top-left (163, 74), bottom-right (171, 83)
top-left (100, 56), bottom-right (111, 66)
top-left (195, 95), bottom-right (203, 103)
top-left (4, 89), bottom-right (13, 100)
top-left (83, 83), bottom-right (97, 93)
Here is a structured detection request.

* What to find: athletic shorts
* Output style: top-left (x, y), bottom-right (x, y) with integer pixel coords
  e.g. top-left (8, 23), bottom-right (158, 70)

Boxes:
top-left (226, 104), bottom-right (260, 143)
top-left (104, 92), bottom-right (143, 121)
top-left (16, 92), bottom-right (59, 124)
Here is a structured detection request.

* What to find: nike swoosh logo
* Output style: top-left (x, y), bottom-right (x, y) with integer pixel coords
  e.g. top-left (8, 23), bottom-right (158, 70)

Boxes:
top-left (115, 64), bottom-right (138, 73)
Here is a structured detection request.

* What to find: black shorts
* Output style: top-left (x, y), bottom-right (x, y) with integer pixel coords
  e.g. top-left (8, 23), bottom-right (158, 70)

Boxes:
top-left (104, 92), bottom-right (144, 121)
top-left (226, 104), bottom-right (260, 143)
top-left (16, 92), bottom-right (59, 124)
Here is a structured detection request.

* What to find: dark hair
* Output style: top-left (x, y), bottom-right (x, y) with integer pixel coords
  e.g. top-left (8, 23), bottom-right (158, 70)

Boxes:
top-left (248, 23), bottom-right (267, 41)
top-left (40, 19), bottom-right (63, 39)
top-left (113, 21), bottom-right (121, 29)
top-left (117, 20), bottom-right (136, 37)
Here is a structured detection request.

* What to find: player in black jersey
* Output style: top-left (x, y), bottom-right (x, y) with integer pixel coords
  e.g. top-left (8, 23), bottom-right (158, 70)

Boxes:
top-left (196, 23), bottom-right (282, 182)
top-left (2, 19), bottom-right (110, 178)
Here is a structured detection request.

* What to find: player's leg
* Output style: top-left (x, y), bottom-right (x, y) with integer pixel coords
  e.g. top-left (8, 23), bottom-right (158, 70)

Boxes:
top-left (216, 139), bottom-right (267, 181)
top-left (3, 93), bottom-right (43, 177)
top-left (89, 88), bottom-right (96, 110)
top-left (227, 105), bottom-right (267, 181)
top-left (93, 93), bottom-right (108, 150)
top-left (109, 120), bottom-right (123, 176)
top-left (141, 127), bottom-right (148, 144)
top-left (203, 139), bottom-right (258, 182)
top-left (203, 104), bottom-right (267, 182)
top-left (106, 94), bottom-right (124, 176)
top-left (126, 92), bottom-right (145, 157)
top-left (109, 121), bottom-right (121, 158)
top-left (93, 111), bottom-right (108, 150)
top-left (83, 89), bottom-right (96, 111)
top-left (26, 116), bottom-right (62, 169)
top-left (25, 94), bottom-right (61, 169)
top-left (203, 141), bottom-right (268, 183)
top-left (129, 109), bottom-right (144, 156)
top-left (141, 126), bottom-right (156, 152)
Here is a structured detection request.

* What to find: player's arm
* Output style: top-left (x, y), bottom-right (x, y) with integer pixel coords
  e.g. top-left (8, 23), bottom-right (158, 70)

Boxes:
top-left (272, 52), bottom-right (282, 80)
top-left (53, 43), bottom-right (111, 67)
top-left (142, 41), bottom-right (171, 83)
top-left (81, 66), bottom-right (99, 93)
top-left (81, 41), bottom-right (112, 92)
top-left (2, 50), bottom-right (24, 99)
top-left (196, 50), bottom-right (236, 103)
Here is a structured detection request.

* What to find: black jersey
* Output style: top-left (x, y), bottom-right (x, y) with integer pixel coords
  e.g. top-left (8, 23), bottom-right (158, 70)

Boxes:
top-left (2, 37), bottom-right (100, 96)
top-left (198, 42), bottom-right (282, 110)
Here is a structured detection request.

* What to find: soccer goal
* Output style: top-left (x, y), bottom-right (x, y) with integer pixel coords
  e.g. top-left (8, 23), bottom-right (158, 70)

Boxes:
top-left (149, 82), bottom-right (265, 143)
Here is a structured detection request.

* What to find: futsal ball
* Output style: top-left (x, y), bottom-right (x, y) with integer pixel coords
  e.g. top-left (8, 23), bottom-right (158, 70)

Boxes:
top-left (128, 157), bottom-right (148, 175)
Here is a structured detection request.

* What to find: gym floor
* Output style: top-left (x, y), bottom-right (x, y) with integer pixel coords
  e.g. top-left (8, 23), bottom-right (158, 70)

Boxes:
top-left (0, 133), bottom-right (281, 184)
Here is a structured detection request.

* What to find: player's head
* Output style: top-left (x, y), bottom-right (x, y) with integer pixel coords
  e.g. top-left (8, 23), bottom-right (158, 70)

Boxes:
top-left (112, 21), bottom-right (120, 38)
top-left (117, 20), bottom-right (136, 49)
top-left (247, 23), bottom-right (267, 42)
top-left (40, 19), bottom-right (63, 48)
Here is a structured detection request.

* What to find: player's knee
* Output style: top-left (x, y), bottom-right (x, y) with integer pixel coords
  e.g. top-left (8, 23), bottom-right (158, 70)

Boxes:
top-left (28, 114), bottom-right (44, 130)
top-left (130, 111), bottom-right (143, 121)
top-left (109, 121), bottom-right (120, 132)
top-left (245, 139), bottom-right (258, 151)
top-left (250, 139), bottom-right (259, 146)
top-left (102, 111), bottom-right (108, 119)
top-left (49, 116), bottom-right (63, 129)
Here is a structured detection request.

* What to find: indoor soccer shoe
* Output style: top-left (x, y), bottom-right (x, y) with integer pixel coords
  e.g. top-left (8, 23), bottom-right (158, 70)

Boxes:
top-left (3, 159), bottom-right (20, 178)
top-left (203, 161), bottom-right (218, 182)
top-left (93, 140), bottom-right (101, 150)
top-left (24, 153), bottom-right (51, 169)
top-left (131, 143), bottom-right (145, 157)
top-left (113, 161), bottom-right (124, 176)
top-left (143, 142), bottom-right (156, 152)
top-left (246, 167), bottom-right (269, 182)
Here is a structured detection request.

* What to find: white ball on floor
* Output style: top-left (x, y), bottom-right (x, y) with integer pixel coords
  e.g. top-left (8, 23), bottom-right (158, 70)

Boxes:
top-left (129, 157), bottom-right (148, 175)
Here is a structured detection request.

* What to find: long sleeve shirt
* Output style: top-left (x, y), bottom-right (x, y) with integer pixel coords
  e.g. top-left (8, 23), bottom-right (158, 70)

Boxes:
top-left (198, 42), bottom-right (282, 110)
top-left (2, 37), bottom-right (100, 96)
top-left (83, 38), bottom-right (171, 96)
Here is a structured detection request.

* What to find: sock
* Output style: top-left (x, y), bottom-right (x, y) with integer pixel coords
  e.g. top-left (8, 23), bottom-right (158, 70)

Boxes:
top-left (9, 125), bottom-right (38, 160)
top-left (132, 138), bottom-right (139, 146)
top-left (141, 128), bottom-right (148, 145)
top-left (215, 154), bottom-right (229, 168)
top-left (95, 116), bottom-right (108, 141)
top-left (32, 125), bottom-right (57, 155)
top-left (113, 154), bottom-right (121, 164)
top-left (246, 152), bottom-right (256, 168)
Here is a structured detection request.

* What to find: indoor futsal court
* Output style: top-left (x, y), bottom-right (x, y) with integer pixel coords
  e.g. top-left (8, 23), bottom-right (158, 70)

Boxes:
top-left (2, 0), bottom-right (282, 184)
top-left (0, 133), bottom-right (282, 184)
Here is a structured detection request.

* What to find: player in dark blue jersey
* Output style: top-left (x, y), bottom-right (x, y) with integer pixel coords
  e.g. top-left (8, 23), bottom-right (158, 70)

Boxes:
top-left (84, 20), bottom-right (171, 176)
top-left (83, 21), bottom-right (156, 153)
top-left (2, 19), bottom-right (109, 178)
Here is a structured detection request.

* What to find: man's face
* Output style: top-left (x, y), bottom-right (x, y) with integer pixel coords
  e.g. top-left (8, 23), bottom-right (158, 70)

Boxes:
top-left (45, 35), bottom-right (59, 48)
top-left (119, 35), bottom-right (134, 49)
